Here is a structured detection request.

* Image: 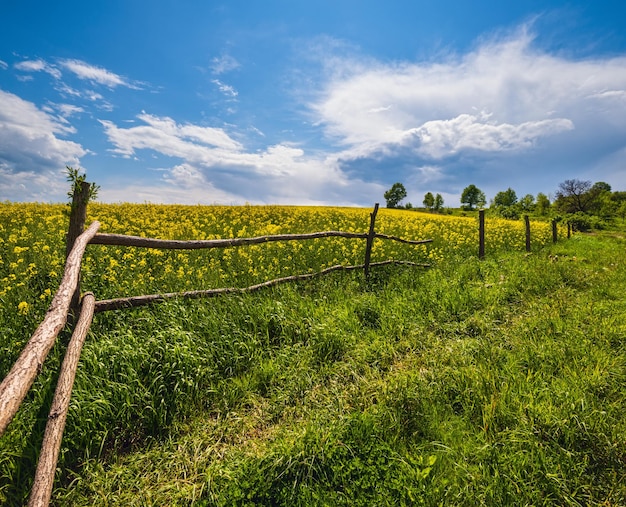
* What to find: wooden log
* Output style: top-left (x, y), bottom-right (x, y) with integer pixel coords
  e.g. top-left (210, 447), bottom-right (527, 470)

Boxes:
top-left (478, 209), bottom-right (485, 259)
top-left (552, 220), bottom-right (558, 243)
top-left (373, 234), bottom-right (433, 245)
top-left (364, 203), bottom-right (379, 277)
top-left (524, 215), bottom-right (531, 252)
top-left (94, 260), bottom-right (430, 313)
top-left (0, 221), bottom-right (100, 437)
top-left (90, 230), bottom-right (368, 249)
top-left (65, 181), bottom-right (91, 317)
top-left (65, 181), bottom-right (91, 259)
top-left (28, 293), bottom-right (95, 507)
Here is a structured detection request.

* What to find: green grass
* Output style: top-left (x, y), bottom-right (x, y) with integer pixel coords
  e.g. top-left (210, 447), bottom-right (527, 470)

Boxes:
top-left (2, 232), bottom-right (626, 505)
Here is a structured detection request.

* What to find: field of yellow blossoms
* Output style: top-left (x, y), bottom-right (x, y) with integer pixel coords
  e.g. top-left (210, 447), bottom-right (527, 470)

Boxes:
top-left (0, 202), bottom-right (559, 321)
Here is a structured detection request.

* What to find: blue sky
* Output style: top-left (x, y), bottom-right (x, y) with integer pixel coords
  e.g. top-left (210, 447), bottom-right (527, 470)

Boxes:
top-left (1, 1), bottom-right (625, 207)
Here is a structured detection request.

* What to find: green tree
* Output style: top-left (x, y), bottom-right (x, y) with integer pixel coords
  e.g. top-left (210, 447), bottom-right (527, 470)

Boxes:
top-left (554, 179), bottom-right (593, 213)
top-left (460, 184), bottom-right (486, 211)
top-left (519, 194), bottom-right (535, 212)
top-left (423, 192), bottom-right (434, 211)
top-left (493, 188), bottom-right (518, 207)
top-left (536, 192), bottom-right (550, 216)
top-left (384, 182), bottom-right (407, 208)
top-left (434, 193), bottom-right (444, 212)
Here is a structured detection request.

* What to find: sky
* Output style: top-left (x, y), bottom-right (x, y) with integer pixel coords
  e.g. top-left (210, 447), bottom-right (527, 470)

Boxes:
top-left (1, 1), bottom-right (625, 207)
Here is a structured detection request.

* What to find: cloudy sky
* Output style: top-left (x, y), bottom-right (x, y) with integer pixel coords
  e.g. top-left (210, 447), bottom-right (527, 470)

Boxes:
top-left (1, 1), bottom-right (625, 207)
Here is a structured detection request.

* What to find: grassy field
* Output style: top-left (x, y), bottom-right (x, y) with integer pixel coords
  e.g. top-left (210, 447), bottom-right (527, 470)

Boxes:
top-left (1, 204), bottom-right (625, 505)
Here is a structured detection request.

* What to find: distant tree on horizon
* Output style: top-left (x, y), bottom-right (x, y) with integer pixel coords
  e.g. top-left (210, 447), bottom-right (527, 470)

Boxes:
top-left (384, 182), bottom-right (407, 208)
top-left (423, 192), bottom-right (434, 211)
top-left (460, 184), bottom-right (486, 210)
top-left (492, 188), bottom-right (518, 207)
top-left (536, 192), bottom-right (550, 216)
top-left (434, 193), bottom-right (444, 212)
top-left (554, 179), bottom-right (594, 213)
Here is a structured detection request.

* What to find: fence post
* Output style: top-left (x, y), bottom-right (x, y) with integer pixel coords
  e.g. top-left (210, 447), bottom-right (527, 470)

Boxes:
top-left (364, 203), bottom-right (379, 278)
top-left (478, 209), bottom-right (485, 259)
top-left (66, 181), bottom-right (91, 316)
top-left (567, 222), bottom-right (571, 239)
top-left (524, 215), bottom-right (531, 252)
top-left (551, 219), bottom-right (558, 243)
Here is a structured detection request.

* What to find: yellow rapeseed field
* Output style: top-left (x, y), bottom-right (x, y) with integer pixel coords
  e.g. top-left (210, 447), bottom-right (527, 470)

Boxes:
top-left (0, 202), bottom-right (560, 310)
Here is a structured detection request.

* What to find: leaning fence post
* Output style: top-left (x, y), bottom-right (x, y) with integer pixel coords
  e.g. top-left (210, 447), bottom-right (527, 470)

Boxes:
top-left (524, 215), bottom-right (531, 252)
top-left (364, 203), bottom-right (379, 278)
top-left (551, 219), bottom-right (558, 243)
top-left (66, 181), bottom-right (91, 316)
top-left (478, 209), bottom-right (485, 259)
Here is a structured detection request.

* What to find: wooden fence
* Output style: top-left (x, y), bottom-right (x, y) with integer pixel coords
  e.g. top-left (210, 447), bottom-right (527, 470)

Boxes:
top-left (0, 189), bottom-right (437, 506)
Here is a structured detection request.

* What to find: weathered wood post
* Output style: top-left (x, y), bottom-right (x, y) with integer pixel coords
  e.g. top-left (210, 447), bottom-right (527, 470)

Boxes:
top-left (364, 203), bottom-right (379, 278)
top-left (551, 219), bottom-right (558, 243)
top-left (478, 209), bottom-right (485, 259)
top-left (66, 181), bottom-right (91, 316)
top-left (28, 293), bottom-right (95, 507)
top-left (524, 215), bottom-right (531, 252)
top-left (567, 222), bottom-right (571, 239)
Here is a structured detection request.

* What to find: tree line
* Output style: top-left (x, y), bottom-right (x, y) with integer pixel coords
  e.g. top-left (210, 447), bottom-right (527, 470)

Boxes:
top-left (384, 179), bottom-right (626, 230)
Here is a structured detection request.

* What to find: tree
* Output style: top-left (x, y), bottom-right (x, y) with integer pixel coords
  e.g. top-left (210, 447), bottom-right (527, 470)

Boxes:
top-left (434, 193), bottom-right (444, 212)
top-left (423, 192), bottom-right (434, 211)
top-left (536, 192), bottom-right (550, 216)
top-left (384, 182), bottom-right (407, 208)
top-left (519, 194), bottom-right (535, 212)
top-left (460, 184), bottom-right (486, 210)
top-left (554, 179), bottom-right (593, 213)
top-left (493, 188), bottom-right (518, 207)
top-left (591, 181), bottom-right (611, 193)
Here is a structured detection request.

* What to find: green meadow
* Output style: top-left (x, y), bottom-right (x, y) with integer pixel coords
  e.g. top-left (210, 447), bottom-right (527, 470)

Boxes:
top-left (1, 203), bottom-right (625, 506)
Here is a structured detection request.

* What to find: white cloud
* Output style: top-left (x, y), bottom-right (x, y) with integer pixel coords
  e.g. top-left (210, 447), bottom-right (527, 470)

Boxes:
top-left (57, 103), bottom-right (85, 117)
top-left (101, 113), bottom-right (243, 159)
top-left (210, 54), bottom-right (240, 75)
top-left (402, 113), bottom-right (574, 158)
top-left (305, 26), bottom-right (626, 200)
top-left (0, 60), bottom-right (8, 70)
top-left (99, 112), bottom-right (381, 205)
top-left (0, 90), bottom-right (86, 195)
top-left (59, 59), bottom-right (138, 88)
top-left (14, 59), bottom-right (62, 79)
top-left (212, 79), bottom-right (238, 98)
top-left (312, 29), bottom-right (626, 161)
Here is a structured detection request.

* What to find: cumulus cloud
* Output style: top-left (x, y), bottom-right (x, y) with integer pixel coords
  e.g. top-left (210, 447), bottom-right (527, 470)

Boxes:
top-left (307, 27), bottom-right (626, 198)
top-left (100, 113), bottom-right (243, 158)
top-left (99, 112), bottom-right (380, 204)
top-left (0, 90), bottom-right (86, 173)
top-left (0, 90), bottom-right (87, 200)
top-left (402, 113), bottom-right (574, 158)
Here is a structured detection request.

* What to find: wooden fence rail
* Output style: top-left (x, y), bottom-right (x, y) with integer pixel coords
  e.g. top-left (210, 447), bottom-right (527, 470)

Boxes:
top-left (94, 260), bottom-right (429, 313)
top-left (28, 293), bottom-right (95, 507)
top-left (89, 230), bottom-right (432, 250)
top-left (0, 221), bottom-right (100, 437)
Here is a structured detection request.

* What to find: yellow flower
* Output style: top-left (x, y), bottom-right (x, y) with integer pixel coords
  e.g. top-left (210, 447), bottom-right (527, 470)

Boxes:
top-left (18, 301), bottom-right (29, 315)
